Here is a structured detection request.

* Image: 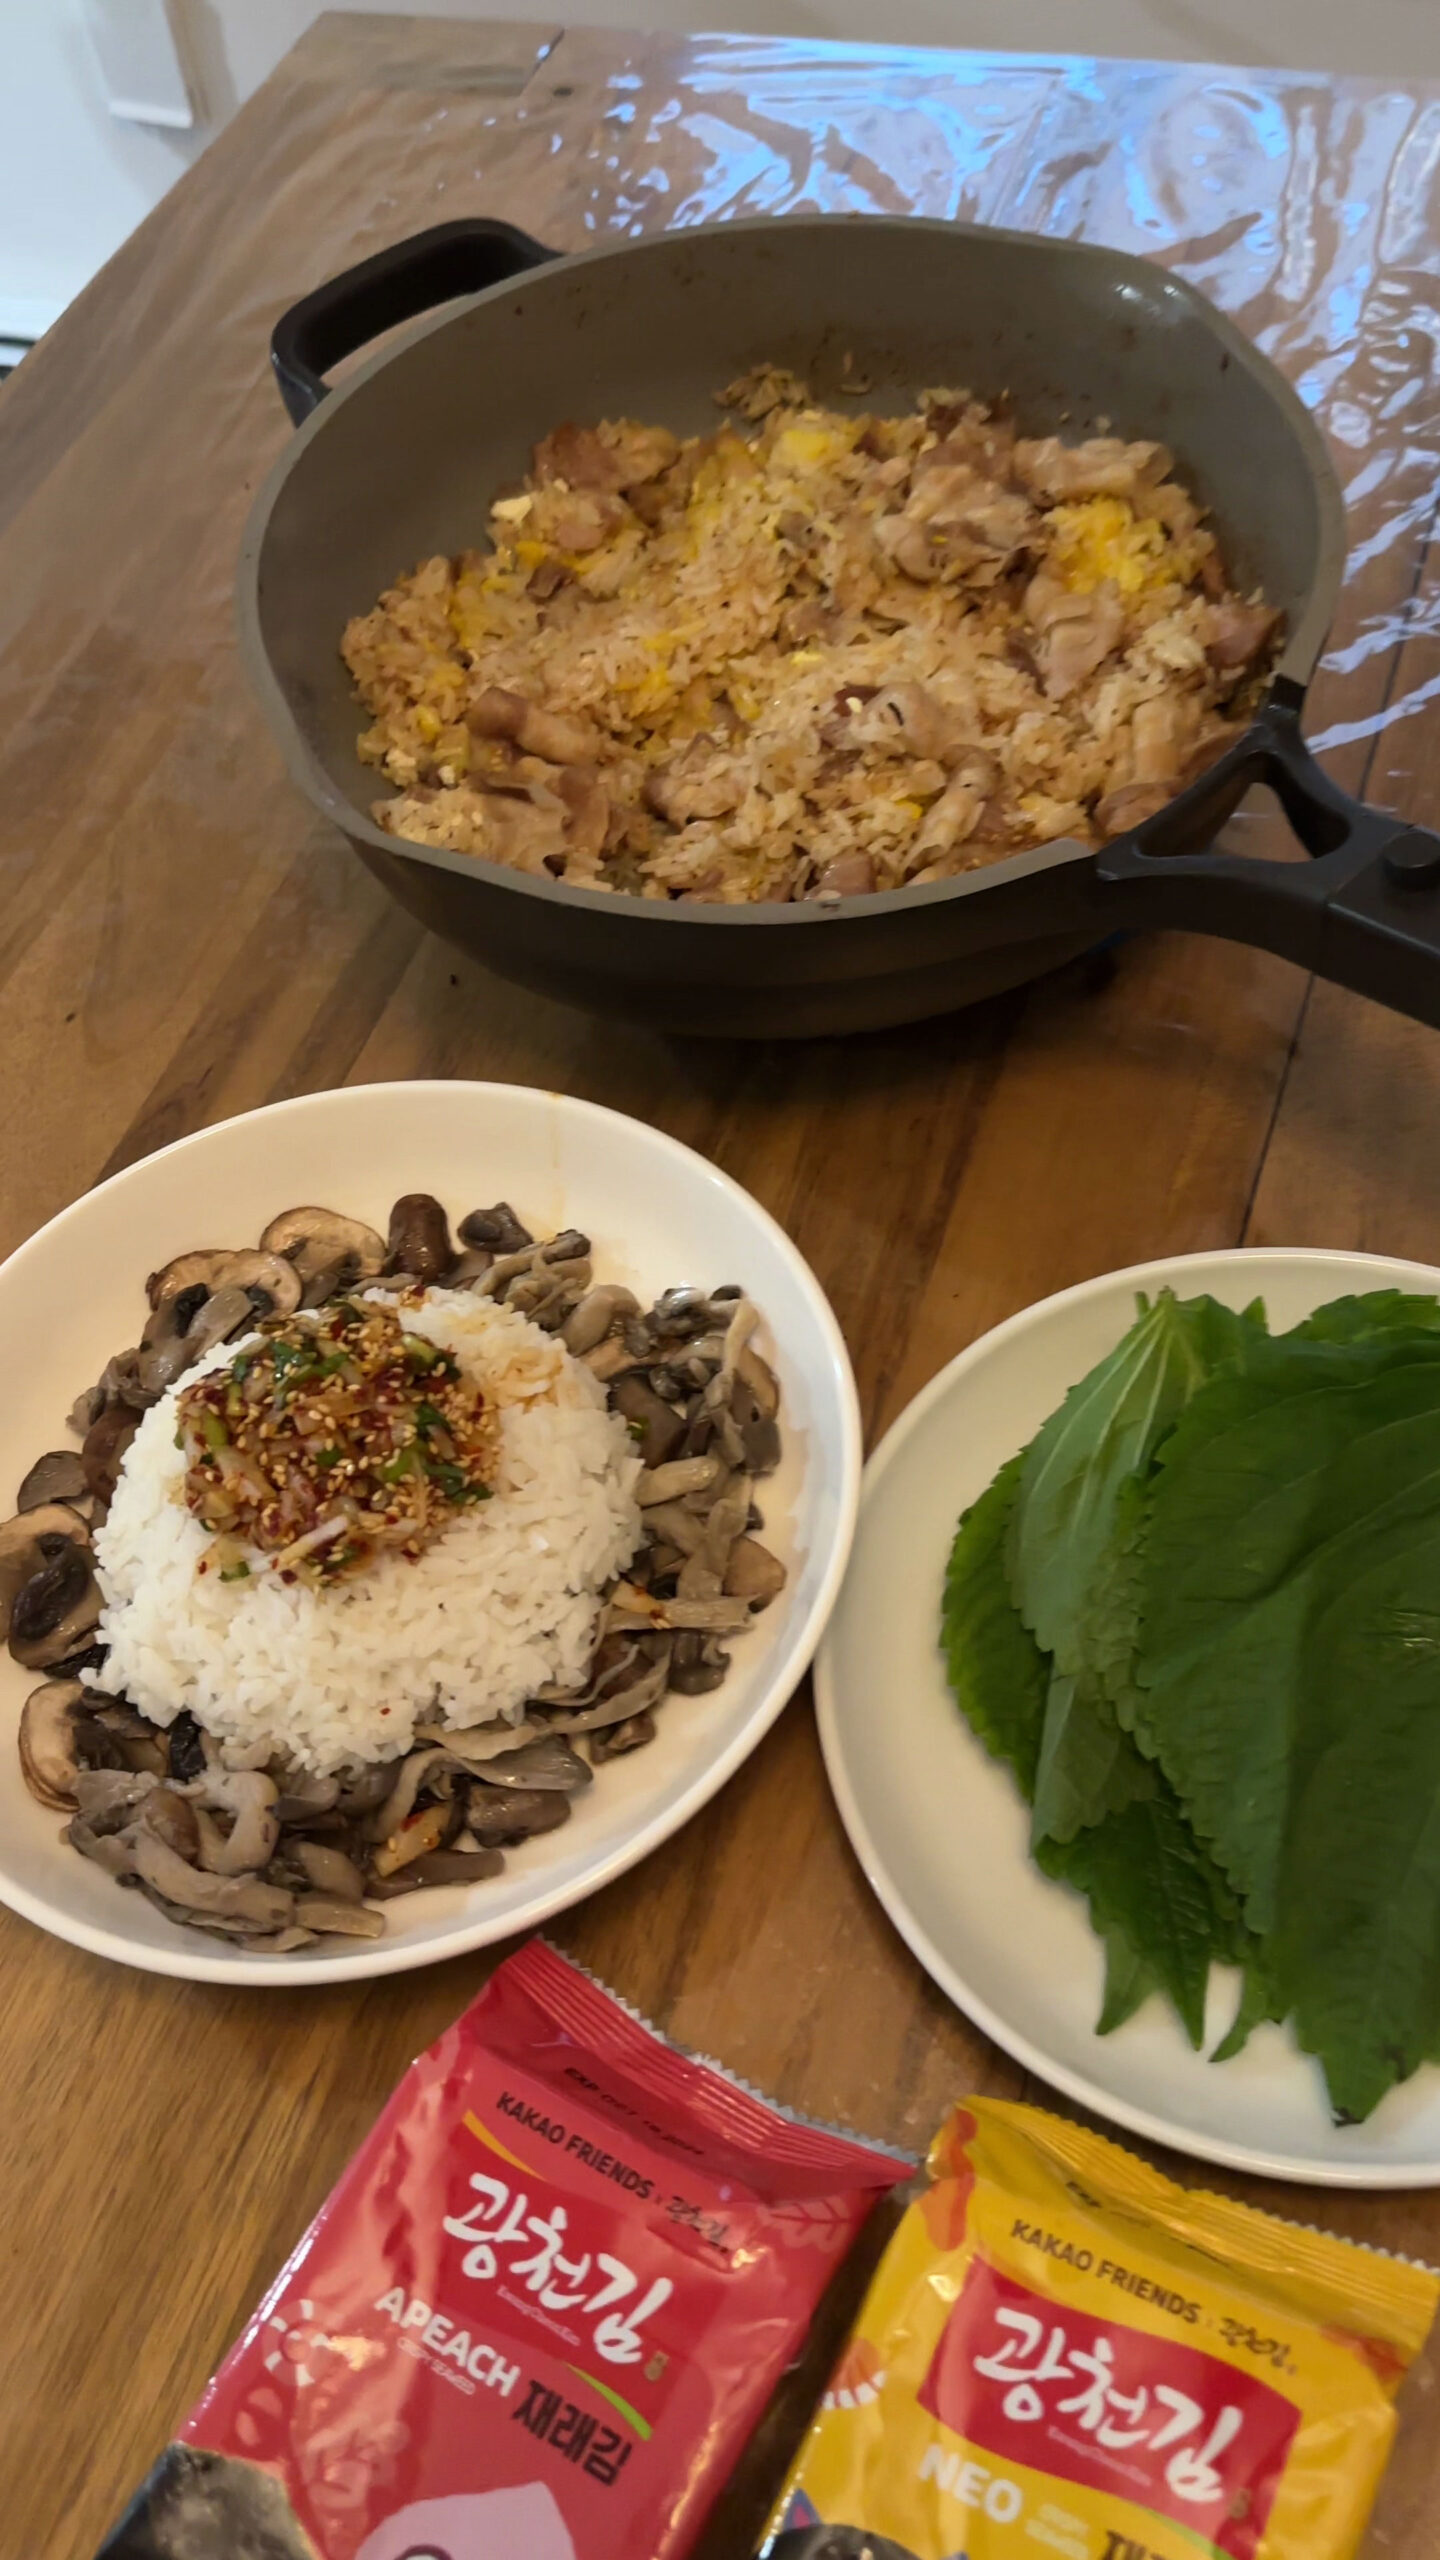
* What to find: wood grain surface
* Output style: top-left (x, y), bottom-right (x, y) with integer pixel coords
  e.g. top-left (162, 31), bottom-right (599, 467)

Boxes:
top-left (4, 14), bottom-right (1440, 2554)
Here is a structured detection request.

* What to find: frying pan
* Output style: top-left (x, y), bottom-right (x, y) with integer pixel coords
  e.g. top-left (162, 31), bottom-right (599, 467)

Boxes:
top-left (238, 214), bottom-right (1440, 1039)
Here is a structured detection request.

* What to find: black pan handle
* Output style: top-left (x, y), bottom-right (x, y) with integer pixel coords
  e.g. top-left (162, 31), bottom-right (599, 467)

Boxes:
top-left (270, 218), bottom-right (557, 426)
top-left (1096, 684), bottom-right (1440, 1026)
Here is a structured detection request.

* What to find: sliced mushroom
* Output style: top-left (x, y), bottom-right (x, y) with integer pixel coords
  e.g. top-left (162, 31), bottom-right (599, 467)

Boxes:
top-left (415, 1718), bottom-right (548, 1767)
top-left (638, 1500), bottom-right (705, 1558)
top-left (464, 1785), bottom-right (573, 1846)
top-left (260, 1207), bottom-right (387, 1292)
top-left (71, 1766), bottom-right (158, 1828)
top-left (139, 1786), bottom-right (203, 1861)
top-left (140, 1278), bottom-right (208, 1354)
top-left (635, 1455), bottom-right (723, 1507)
top-left (293, 1840), bottom-right (366, 1902)
top-left (589, 1710), bottom-right (657, 1762)
top-left (10, 1540), bottom-right (101, 1669)
top-left (56, 1640), bottom-right (108, 1680)
top-left (131, 1883), bottom-right (300, 1944)
top-left (735, 1342), bottom-right (780, 1420)
top-left (652, 1285), bottom-right (713, 1337)
top-left (510, 1260), bottom-right (593, 1332)
top-left (723, 1536), bottom-right (787, 1607)
top-left (402, 1846), bottom-right (506, 1886)
top-left (66, 1816), bottom-right (141, 1877)
top-left (91, 1699), bottom-right (169, 1777)
top-left (365, 1745), bottom-right (454, 1839)
top-left (172, 1283), bottom-right (259, 1364)
top-left (610, 1373), bottom-right (686, 1467)
top-left (82, 1404), bottom-right (141, 1503)
top-left (273, 1770), bottom-right (342, 1825)
top-left (608, 1580), bottom-right (753, 1634)
top-left (18, 1680), bottom-right (86, 1808)
top-left (97, 1347), bottom-right (165, 1414)
top-left (446, 1247), bottom-right (495, 1289)
top-left (669, 1630), bottom-right (729, 1695)
top-left (16, 1452), bottom-right (88, 1513)
top-left (146, 1249), bottom-right (302, 1318)
top-left (563, 1285), bottom-right (641, 1357)
top-left (471, 1735), bottom-right (592, 1793)
top-left (476, 1232), bottom-right (592, 1324)
top-left (334, 1763), bottom-right (397, 1818)
top-left (67, 1384), bottom-right (105, 1438)
top-left (367, 1840), bottom-right (506, 1898)
top-left (293, 1894), bottom-right (386, 1938)
top-left (129, 1831), bottom-right (294, 1929)
top-left (188, 1768), bottom-right (279, 1875)
top-left (581, 1335), bottom-right (643, 1382)
top-left (145, 1250), bottom-right (230, 1308)
top-left (67, 1709), bottom-right (130, 1775)
top-left (136, 1280), bottom-right (258, 1396)
top-left (458, 1203), bottom-right (533, 1253)
top-left (682, 1474), bottom-right (751, 1588)
top-left (739, 1410), bottom-right (782, 1475)
top-left (384, 1193), bottom-right (453, 1283)
top-left (557, 1653), bottom-right (673, 1733)
top-left (0, 1500), bottom-right (91, 1614)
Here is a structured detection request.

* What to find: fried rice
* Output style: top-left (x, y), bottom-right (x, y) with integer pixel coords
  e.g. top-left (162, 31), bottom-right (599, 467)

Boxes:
top-left (341, 367), bottom-right (1281, 904)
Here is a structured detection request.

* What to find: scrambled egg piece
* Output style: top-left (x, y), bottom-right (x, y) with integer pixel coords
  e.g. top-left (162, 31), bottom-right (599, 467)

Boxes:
top-left (1048, 497), bottom-right (1173, 598)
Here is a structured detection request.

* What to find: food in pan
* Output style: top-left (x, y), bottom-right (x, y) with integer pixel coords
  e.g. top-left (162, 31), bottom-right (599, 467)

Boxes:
top-left (342, 367), bottom-right (1280, 903)
top-left (12, 1194), bottom-right (786, 1950)
top-left (761, 2095), bottom-right (1439, 2560)
top-left (942, 1283), bottom-right (1440, 2123)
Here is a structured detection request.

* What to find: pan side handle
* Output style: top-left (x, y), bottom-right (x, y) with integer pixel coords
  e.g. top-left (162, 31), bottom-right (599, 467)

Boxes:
top-left (1096, 687), bottom-right (1440, 1028)
top-left (270, 219), bottom-right (557, 426)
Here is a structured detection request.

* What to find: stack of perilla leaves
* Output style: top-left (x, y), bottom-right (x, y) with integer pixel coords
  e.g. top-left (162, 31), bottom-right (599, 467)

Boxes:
top-left (941, 1285), bottom-right (1440, 2125)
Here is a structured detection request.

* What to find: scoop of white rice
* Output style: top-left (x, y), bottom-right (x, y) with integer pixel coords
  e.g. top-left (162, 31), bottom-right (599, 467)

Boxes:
top-left (92, 1289), bottom-right (643, 1774)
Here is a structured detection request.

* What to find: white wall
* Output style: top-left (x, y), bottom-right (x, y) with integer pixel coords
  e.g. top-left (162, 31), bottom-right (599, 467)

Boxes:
top-left (5, 0), bottom-right (1440, 343)
top-left (0, 2), bottom-right (205, 339)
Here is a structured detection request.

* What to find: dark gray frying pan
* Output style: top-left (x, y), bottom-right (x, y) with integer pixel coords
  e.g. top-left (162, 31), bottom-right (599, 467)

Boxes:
top-left (238, 214), bottom-right (1440, 1039)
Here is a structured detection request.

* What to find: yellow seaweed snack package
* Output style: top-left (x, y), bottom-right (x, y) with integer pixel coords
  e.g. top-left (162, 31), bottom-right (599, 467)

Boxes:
top-left (757, 2098), bottom-right (1437, 2560)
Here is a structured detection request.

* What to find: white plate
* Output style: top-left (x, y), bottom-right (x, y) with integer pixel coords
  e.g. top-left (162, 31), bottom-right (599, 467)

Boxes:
top-left (0, 1081), bottom-right (859, 1984)
top-left (817, 1246), bottom-right (1440, 2187)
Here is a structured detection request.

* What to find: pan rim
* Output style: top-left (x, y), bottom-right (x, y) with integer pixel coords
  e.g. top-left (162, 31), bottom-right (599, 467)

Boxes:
top-left (236, 210), bottom-right (1347, 932)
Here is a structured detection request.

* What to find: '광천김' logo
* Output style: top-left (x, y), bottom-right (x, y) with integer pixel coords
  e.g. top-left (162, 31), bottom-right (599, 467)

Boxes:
top-left (918, 2261), bottom-right (1300, 2560)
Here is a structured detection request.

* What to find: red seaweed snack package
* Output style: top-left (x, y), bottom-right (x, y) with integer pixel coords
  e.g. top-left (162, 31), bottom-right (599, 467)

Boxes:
top-left (97, 1940), bottom-right (908, 2560)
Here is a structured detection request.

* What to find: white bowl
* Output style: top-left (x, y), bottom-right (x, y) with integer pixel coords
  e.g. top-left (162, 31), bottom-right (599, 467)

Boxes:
top-left (818, 1246), bottom-right (1440, 2186)
top-left (0, 1081), bottom-right (859, 1984)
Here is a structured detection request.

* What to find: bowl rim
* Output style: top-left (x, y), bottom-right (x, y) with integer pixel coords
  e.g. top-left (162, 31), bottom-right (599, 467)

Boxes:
top-left (0, 1078), bottom-right (863, 1985)
top-left (235, 209), bottom-right (1345, 935)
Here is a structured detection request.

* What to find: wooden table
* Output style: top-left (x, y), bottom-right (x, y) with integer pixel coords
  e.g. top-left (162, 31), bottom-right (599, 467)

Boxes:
top-left (6, 14), bottom-right (1440, 2552)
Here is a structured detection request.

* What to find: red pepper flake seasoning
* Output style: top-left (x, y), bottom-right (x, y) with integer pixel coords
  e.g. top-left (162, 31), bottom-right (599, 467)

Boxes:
top-left (176, 1297), bottom-right (499, 1585)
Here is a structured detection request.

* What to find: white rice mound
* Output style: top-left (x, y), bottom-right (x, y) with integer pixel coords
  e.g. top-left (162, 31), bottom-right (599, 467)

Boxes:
top-left (92, 1289), bottom-right (643, 1775)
